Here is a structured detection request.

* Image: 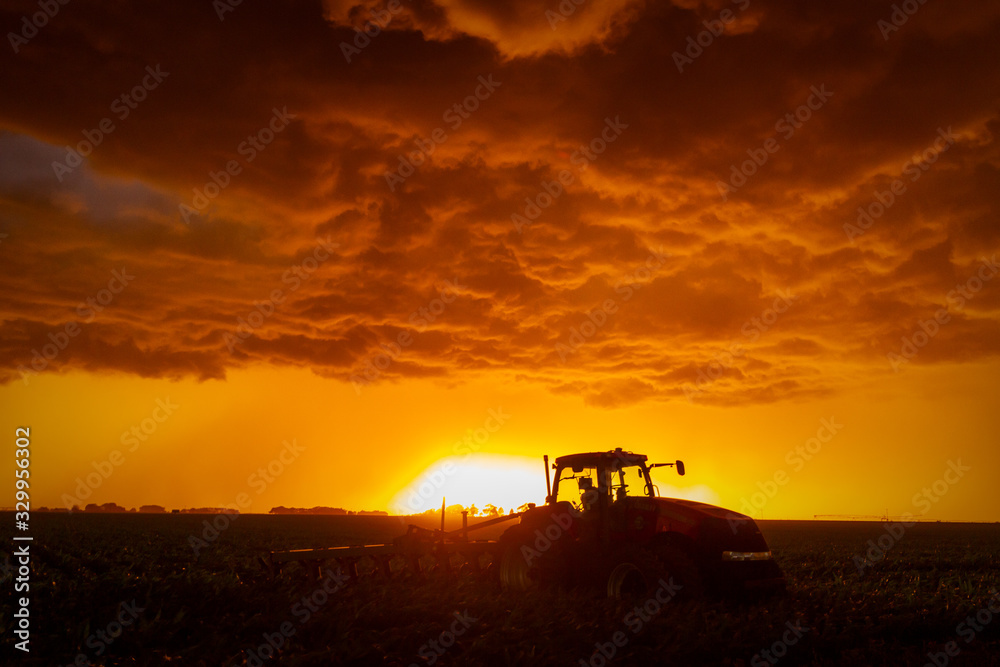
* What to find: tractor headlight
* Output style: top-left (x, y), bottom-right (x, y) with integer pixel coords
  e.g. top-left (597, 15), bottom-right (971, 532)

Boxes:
top-left (721, 550), bottom-right (773, 561)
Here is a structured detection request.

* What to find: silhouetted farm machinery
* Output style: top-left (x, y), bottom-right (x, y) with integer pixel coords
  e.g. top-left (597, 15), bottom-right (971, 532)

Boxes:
top-left (263, 499), bottom-right (514, 580)
top-left (263, 449), bottom-right (785, 597)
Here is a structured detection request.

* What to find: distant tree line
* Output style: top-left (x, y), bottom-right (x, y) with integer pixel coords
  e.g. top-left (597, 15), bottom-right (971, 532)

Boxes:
top-left (22, 503), bottom-right (531, 516)
top-left (411, 503), bottom-right (535, 518)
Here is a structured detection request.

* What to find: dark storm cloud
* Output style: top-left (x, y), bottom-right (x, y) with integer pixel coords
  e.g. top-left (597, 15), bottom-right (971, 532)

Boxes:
top-left (1, 0), bottom-right (998, 404)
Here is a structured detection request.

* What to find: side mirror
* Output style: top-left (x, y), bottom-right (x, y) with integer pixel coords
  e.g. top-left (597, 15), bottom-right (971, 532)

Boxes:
top-left (676, 460), bottom-right (685, 476)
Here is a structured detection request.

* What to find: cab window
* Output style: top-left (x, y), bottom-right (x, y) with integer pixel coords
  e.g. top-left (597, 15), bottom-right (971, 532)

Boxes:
top-left (555, 466), bottom-right (604, 510)
top-left (610, 462), bottom-right (650, 500)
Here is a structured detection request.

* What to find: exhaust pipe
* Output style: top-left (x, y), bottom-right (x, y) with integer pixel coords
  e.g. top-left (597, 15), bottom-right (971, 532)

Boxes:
top-left (544, 454), bottom-right (551, 503)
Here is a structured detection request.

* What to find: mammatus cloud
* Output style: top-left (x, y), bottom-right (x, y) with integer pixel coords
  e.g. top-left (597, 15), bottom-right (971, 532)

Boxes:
top-left (1, 0), bottom-right (999, 407)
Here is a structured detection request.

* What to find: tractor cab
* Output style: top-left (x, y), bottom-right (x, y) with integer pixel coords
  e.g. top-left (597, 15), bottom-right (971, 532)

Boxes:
top-left (546, 448), bottom-right (686, 544)
top-left (550, 448), bottom-right (683, 509)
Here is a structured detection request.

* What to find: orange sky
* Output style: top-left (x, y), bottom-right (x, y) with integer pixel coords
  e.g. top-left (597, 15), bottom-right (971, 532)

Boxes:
top-left (2, 0), bottom-right (999, 521)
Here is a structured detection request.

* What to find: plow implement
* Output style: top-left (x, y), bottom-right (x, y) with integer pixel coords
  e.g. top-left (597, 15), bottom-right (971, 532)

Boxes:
top-left (262, 504), bottom-right (525, 580)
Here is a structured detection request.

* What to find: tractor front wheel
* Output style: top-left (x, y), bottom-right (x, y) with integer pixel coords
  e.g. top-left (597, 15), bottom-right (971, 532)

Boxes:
top-left (606, 548), bottom-right (664, 600)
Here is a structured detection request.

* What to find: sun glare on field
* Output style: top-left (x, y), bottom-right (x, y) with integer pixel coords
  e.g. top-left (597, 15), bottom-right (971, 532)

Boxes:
top-left (389, 454), bottom-right (547, 515)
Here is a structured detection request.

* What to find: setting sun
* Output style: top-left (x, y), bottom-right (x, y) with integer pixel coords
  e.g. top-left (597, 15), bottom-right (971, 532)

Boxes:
top-left (390, 454), bottom-right (547, 515)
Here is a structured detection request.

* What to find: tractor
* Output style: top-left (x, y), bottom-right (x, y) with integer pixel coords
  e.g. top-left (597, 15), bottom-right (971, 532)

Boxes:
top-left (264, 448), bottom-right (785, 599)
top-left (495, 448), bottom-right (785, 598)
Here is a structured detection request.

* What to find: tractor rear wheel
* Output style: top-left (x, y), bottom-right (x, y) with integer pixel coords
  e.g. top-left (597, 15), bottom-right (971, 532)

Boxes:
top-left (497, 529), bottom-right (535, 591)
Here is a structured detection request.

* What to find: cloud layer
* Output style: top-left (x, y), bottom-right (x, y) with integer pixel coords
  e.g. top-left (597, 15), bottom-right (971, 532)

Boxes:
top-left (2, 0), bottom-right (999, 407)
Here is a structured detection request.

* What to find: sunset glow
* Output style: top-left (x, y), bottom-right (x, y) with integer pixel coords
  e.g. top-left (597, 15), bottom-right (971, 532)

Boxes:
top-left (389, 454), bottom-right (547, 515)
top-left (2, 0), bottom-right (999, 522)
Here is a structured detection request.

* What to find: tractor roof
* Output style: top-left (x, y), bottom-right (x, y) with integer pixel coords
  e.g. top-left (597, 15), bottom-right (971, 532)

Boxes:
top-left (555, 448), bottom-right (647, 470)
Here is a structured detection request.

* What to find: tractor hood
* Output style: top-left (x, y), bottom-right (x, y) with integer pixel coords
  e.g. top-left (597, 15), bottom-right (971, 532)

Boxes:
top-left (651, 496), bottom-right (748, 526)
top-left (658, 497), bottom-right (746, 520)
top-left (649, 497), bottom-right (770, 554)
